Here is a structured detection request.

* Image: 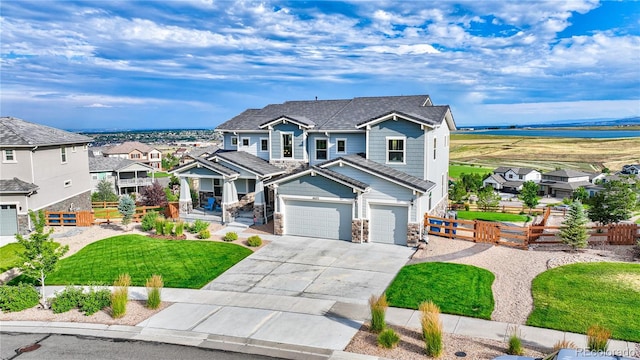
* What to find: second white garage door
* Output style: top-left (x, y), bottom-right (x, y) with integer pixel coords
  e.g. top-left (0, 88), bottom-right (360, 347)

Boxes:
top-left (284, 200), bottom-right (353, 241)
top-left (369, 204), bottom-right (408, 245)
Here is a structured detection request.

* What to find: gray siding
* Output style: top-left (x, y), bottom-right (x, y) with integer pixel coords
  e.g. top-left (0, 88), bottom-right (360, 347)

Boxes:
top-left (271, 123), bottom-right (304, 161)
top-left (277, 174), bottom-right (357, 199)
top-left (235, 133), bottom-right (270, 160)
top-left (222, 133), bottom-right (237, 150)
top-left (182, 167), bottom-right (223, 177)
top-left (368, 120), bottom-right (424, 179)
top-left (308, 132), bottom-right (366, 166)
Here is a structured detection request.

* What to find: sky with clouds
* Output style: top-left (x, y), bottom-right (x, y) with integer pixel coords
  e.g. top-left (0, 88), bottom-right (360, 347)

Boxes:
top-left (1, 0), bottom-right (639, 130)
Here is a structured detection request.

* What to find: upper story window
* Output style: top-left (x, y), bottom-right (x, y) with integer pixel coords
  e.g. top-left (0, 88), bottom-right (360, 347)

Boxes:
top-left (387, 137), bottom-right (405, 164)
top-left (433, 138), bottom-right (437, 160)
top-left (231, 136), bottom-right (238, 147)
top-left (241, 137), bottom-right (250, 147)
top-left (131, 153), bottom-right (141, 159)
top-left (336, 139), bottom-right (346, 154)
top-left (316, 138), bottom-right (328, 160)
top-left (282, 133), bottom-right (293, 158)
top-left (61, 146), bottom-right (67, 163)
top-left (151, 153), bottom-right (160, 159)
top-left (260, 138), bottom-right (269, 152)
top-left (3, 149), bottom-right (16, 163)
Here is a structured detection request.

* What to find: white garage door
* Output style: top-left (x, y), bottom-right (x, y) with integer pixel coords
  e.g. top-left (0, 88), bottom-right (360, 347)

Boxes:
top-left (284, 200), bottom-right (352, 241)
top-left (369, 204), bottom-right (408, 245)
top-left (0, 205), bottom-right (18, 236)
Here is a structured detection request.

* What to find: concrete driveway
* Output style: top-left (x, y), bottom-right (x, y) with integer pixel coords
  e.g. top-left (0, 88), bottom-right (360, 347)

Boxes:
top-left (203, 235), bottom-right (414, 304)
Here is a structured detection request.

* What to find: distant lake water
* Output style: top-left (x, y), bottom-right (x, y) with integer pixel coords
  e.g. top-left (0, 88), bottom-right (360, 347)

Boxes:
top-left (456, 128), bottom-right (640, 138)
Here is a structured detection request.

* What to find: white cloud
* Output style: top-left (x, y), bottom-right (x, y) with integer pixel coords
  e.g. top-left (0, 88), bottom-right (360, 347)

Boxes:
top-left (84, 103), bottom-right (112, 108)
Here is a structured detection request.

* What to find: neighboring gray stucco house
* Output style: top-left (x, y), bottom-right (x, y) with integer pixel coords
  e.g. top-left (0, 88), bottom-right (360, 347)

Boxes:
top-left (171, 95), bottom-right (456, 246)
top-left (538, 169), bottom-right (592, 198)
top-left (0, 117), bottom-right (92, 236)
top-left (88, 156), bottom-right (156, 195)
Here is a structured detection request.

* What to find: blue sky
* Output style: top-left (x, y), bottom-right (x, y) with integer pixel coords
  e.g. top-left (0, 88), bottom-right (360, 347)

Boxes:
top-left (1, 1), bottom-right (639, 130)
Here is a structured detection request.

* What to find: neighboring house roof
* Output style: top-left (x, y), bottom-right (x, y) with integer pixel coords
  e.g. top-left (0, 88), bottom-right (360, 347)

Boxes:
top-left (264, 166), bottom-right (369, 192)
top-left (544, 169), bottom-right (591, 178)
top-left (484, 174), bottom-right (507, 184)
top-left (259, 115), bottom-right (316, 129)
top-left (0, 177), bottom-right (39, 194)
top-left (169, 157), bottom-right (239, 177)
top-left (321, 154), bottom-right (436, 193)
top-left (212, 151), bottom-right (285, 177)
top-left (188, 145), bottom-right (219, 158)
top-left (216, 95), bottom-right (455, 132)
top-left (494, 167), bottom-right (537, 175)
top-left (540, 180), bottom-right (592, 190)
top-left (89, 157), bottom-right (153, 172)
top-left (502, 181), bottom-right (524, 188)
top-left (102, 141), bottom-right (158, 155)
top-left (0, 117), bottom-right (92, 147)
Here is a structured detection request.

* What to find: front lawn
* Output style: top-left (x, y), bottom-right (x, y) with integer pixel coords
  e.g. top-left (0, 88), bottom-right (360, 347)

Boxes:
top-left (528, 262), bottom-right (640, 342)
top-left (386, 262), bottom-right (495, 319)
top-left (456, 210), bottom-right (530, 223)
top-left (11, 235), bottom-right (252, 289)
top-left (93, 208), bottom-right (122, 219)
top-left (449, 164), bottom-right (492, 180)
top-left (0, 243), bottom-right (25, 273)
top-left (153, 171), bottom-right (171, 178)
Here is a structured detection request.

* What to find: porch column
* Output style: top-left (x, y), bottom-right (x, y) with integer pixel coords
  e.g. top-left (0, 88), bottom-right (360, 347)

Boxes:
top-left (221, 179), bottom-right (238, 223)
top-left (179, 177), bottom-right (192, 213)
top-left (253, 179), bottom-right (266, 225)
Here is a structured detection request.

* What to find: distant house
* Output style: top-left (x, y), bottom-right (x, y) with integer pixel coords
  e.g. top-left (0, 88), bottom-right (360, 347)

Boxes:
top-left (483, 167), bottom-right (541, 192)
top-left (621, 164), bottom-right (640, 175)
top-left (89, 156), bottom-right (156, 195)
top-left (102, 141), bottom-right (162, 170)
top-left (178, 145), bottom-right (219, 165)
top-left (538, 169), bottom-right (592, 198)
top-left (0, 117), bottom-right (92, 235)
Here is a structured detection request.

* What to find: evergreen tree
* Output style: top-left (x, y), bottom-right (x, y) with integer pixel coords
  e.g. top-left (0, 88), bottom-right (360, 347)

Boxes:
top-left (449, 181), bottom-right (467, 203)
top-left (588, 180), bottom-right (638, 225)
top-left (560, 201), bottom-right (589, 251)
top-left (16, 210), bottom-right (69, 308)
top-left (92, 179), bottom-right (119, 202)
top-left (118, 195), bottom-right (136, 229)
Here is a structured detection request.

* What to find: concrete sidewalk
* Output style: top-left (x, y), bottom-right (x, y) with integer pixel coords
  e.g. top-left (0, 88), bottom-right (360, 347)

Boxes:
top-left (2, 286), bottom-right (638, 360)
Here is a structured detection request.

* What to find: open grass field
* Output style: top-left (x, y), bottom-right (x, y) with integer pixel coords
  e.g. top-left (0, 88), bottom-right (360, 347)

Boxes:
top-left (0, 243), bottom-right (25, 273)
top-left (527, 262), bottom-right (640, 342)
top-left (449, 164), bottom-right (492, 179)
top-left (386, 262), bottom-right (495, 319)
top-left (456, 210), bottom-right (530, 223)
top-left (450, 134), bottom-right (640, 172)
top-left (10, 235), bottom-right (252, 289)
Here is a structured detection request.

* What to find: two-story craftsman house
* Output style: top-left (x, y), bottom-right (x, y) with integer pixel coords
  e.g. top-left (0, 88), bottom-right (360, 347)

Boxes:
top-left (171, 95), bottom-right (456, 246)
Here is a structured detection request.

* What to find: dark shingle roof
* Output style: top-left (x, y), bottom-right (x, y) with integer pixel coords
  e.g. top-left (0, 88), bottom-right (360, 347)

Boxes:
top-left (213, 151), bottom-right (285, 177)
top-left (263, 166), bottom-right (369, 191)
top-left (170, 157), bottom-right (239, 177)
top-left (325, 154), bottom-right (436, 193)
top-left (0, 177), bottom-right (39, 193)
top-left (485, 174), bottom-right (507, 184)
top-left (216, 95), bottom-right (452, 132)
top-left (89, 157), bottom-right (152, 172)
top-left (102, 141), bottom-right (157, 155)
top-left (544, 169), bottom-right (591, 178)
top-left (0, 117), bottom-right (92, 147)
top-left (494, 167), bottom-right (537, 175)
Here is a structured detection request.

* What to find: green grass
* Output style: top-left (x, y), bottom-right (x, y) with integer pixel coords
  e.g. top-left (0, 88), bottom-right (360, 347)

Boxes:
top-left (456, 210), bottom-right (530, 222)
top-left (10, 235), bottom-right (252, 289)
top-left (0, 243), bottom-right (25, 273)
top-left (449, 164), bottom-right (492, 179)
top-left (386, 262), bottom-right (495, 319)
top-left (93, 208), bottom-right (122, 218)
top-left (153, 172), bottom-right (170, 178)
top-left (528, 262), bottom-right (640, 342)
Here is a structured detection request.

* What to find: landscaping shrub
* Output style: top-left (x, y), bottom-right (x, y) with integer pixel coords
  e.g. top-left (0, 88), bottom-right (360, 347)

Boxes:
top-left (51, 286), bottom-right (85, 313)
top-left (507, 326), bottom-right (524, 356)
top-left (145, 274), bottom-right (163, 310)
top-left (369, 294), bottom-right (388, 333)
top-left (552, 339), bottom-right (577, 351)
top-left (79, 287), bottom-right (110, 315)
top-left (0, 283), bottom-right (40, 312)
top-left (587, 324), bottom-right (610, 351)
top-left (163, 220), bottom-right (175, 236)
top-left (189, 219), bottom-right (209, 234)
top-left (247, 235), bottom-right (262, 247)
top-left (140, 211), bottom-right (160, 231)
top-left (198, 229), bottom-right (211, 239)
top-left (377, 328), bottom-right (400, 349)
top-left (111, 273), bottom-right (130, 318)
top-left (223, 231), bottom-right (238, 242)
top-left (155, 218), bottom-right (165, 235)
top-left (420, 301), bottom-right (443, 358)
top-left (174, 221), bottom-right (185, 237)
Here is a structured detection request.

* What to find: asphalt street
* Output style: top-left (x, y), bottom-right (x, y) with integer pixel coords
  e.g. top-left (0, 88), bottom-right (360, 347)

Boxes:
top-left (1, 333), bottom-right (281, 360)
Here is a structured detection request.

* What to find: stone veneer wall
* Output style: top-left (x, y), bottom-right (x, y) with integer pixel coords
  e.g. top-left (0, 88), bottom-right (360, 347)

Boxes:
top-left (44, 191), bottom-right (92, 212)
top-left (429, 195), bottom-right (449, 217)
top-left (269, 160), bottom-right (308, 173)
top-left (351, 219), bottom-right (369, 243)
top-left (17, 215), bottom-right (30, 235)
top-left (407, 223), bottom-right (421, 247)
top-left (274, 213), bottom-right (284, 235)
top-left (253, 205), bottom-right (265, 225)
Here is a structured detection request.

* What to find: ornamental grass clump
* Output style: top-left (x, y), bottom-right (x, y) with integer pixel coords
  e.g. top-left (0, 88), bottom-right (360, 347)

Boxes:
top-left (111, 273), bottom-right (130, 318)
top-left (145, 274), bottom-right (163, 309)
top-left (163, 220), bottom-right (175, 237)
top-left (368, 293), bottom-right (388, 333)
top-left (420, 300), bottom-right (443, 358)
top-left (174, 221), bottom-right (185, 237)
top-left (552, 338), bottom-right (577, 351)
top-left (507, 325), bottom-right (524, 356)
top-left (377, 328), bottom-right (400, 349)
top-left (587, 324), bottom-right (610, 352)
top-left (155, 218), bottom-right (165, 235)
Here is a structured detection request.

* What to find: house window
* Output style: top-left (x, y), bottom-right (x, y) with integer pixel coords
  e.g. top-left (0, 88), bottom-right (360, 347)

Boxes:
top-left (433, 138), bottom-right (437, 160)
top-left (64, 180), bottom-right (72, 187)
top-left (316, 138), bottom-right (328, 160)
top-left (260, 138), bottom-right (268, 152)
top-left (387, 137), bottom-right (405, 163)
top-left (241, 137), bottom-right (250, 147)
top-left (3, 149), bottom-right (16, 162)
top-left (151, 153), bottom-right (160, 159)
top-left (131, 153), bottom-right (141, 159)
top-left (231, 137), bottom-right (238, 147)
top-left (282, 133), bottom-right (293, 158)
top-left (336, 139), bottom-right (346, 154)
top-left (214, 179), bottom-right (222, 196)
top-left (61, 146), bottom-right (67, 163)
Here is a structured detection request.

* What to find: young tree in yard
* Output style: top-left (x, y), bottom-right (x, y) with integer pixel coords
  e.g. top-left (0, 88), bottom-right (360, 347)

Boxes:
top-left (520, 181), bottom-right (540, 214)
top-left (572, 187), bottom-right (589, 203)
top-left (139, 181), bottom-right (168, 207)
top-left (449, 181), bottom-right (467, 203)
top-left (559, 201), bottom-right (589, 251)
top-left (91, 179), bottom-right (118, 202)
top-left (460, 173), bottom-right (484, 193)
top-left (477, 186), bottom-right (500, 211)
top-left (118, 194), bottom-right (136, 229)
top-left (588, 180), bottom-right (638, 225)
top-left (16, 210), bottom-right (69, 309)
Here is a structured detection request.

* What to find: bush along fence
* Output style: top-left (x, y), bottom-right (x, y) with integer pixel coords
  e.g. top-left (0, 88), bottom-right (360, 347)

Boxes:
top-left (424, 214), bottom-right (639, 249)
top-left (45, 202), bottom-right (179, 227)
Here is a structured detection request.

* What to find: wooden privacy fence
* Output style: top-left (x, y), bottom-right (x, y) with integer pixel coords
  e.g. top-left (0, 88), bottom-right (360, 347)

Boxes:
top-left (46, 204), bottom-right (177, 227)
top-left (450, 203), bottom-right (567, 216)
top-left (45, 211), bottom-right (95, 227)
top-left (424, 214), bottom-right (639, 249)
